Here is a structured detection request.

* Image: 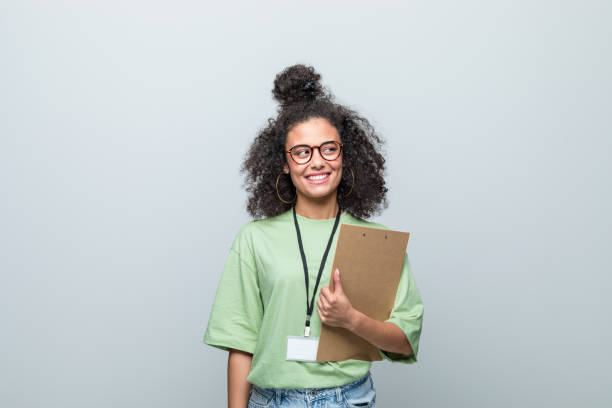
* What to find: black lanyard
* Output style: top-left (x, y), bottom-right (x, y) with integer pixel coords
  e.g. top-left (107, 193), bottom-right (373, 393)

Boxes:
top-left (292, 205), bottom-right (342, 337)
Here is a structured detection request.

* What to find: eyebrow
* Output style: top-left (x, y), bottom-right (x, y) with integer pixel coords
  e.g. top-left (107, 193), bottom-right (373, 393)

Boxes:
top-left (288, 140), bottom-right (341, 147)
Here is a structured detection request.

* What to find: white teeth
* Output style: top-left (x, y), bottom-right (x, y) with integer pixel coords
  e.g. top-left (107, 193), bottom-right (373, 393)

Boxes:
top-left (307, 173), bottom-right (329, 180)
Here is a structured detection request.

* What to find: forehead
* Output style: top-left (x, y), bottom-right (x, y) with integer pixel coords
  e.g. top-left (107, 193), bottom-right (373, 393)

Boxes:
top-left (285, 117), bottom-right (340, 147)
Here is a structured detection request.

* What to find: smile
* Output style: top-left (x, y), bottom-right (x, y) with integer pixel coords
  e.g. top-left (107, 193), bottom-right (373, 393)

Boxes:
top-left (305, 173), bottom-right (331, 184)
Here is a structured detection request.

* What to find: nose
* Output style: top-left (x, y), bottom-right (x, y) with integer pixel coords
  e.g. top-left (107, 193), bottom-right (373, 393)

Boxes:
top-left (309, 146), bottom-right (325, 167)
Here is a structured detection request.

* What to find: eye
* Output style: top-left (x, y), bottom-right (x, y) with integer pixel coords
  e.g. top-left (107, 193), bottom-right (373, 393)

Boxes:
top-left (294, 147), bottom-right (310, 157)
top-left (321, 142), bottom-right (339, 155)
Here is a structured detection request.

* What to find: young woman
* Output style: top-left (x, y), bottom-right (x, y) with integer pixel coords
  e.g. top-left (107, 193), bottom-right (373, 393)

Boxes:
top-left (204, 64), bottom-right (424, 408)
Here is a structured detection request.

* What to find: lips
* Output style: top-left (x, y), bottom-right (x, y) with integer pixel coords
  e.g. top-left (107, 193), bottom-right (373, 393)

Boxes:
top-left (305, 172), bottom-right (331, 184)
top-left (305, 172), bottom-right (330, 178)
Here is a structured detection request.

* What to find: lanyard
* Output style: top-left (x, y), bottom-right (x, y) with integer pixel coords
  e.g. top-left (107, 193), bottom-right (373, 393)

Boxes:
top-left (292, 205), bottom-right (342, 337)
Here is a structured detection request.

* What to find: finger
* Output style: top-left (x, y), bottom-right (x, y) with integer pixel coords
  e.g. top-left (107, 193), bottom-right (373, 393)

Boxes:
top-left (317, 307), bottom-right (325, 322)
top-left (320, 287), bottom-right (335, 304)
top-left (319, 294), bottom-right (330, 310)
top-left (316, 298), bottom-right (325, 312)
top-left (320, 286), bottom-right (330, 299)
top-left (333, 269), bottom-right (344, 295)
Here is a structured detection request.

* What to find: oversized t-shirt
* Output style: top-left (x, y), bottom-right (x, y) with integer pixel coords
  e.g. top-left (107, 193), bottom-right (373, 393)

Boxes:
top-left (203, 208), bottom-right (424, 389)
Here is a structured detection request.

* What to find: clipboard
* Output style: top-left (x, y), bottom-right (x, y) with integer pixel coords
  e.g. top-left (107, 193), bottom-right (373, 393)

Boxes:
top-left (316, 224), bottom-right (410, 362)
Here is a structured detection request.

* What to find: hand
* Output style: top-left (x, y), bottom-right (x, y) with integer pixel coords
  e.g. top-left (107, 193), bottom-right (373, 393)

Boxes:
top-left (316, 268), bottom-right (356, 330)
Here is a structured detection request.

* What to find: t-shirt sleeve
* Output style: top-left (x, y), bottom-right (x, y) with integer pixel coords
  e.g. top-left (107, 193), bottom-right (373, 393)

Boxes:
top-left (203, 222), bottom-right (263, 354)
top-left (378, 253), bottom-right (424, 364)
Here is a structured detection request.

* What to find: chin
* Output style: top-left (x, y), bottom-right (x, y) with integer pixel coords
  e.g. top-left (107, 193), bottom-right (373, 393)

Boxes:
top-left (301, 184), bottom-right (340, 199)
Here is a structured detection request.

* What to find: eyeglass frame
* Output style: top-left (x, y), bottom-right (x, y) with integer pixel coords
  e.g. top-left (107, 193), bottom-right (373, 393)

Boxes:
top-left (284, 140), bottom-right (344, 165)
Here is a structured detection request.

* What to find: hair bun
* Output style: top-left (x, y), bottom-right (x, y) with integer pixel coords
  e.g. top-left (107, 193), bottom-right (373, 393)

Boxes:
top-left (272, 64), bottom-right (324, 106)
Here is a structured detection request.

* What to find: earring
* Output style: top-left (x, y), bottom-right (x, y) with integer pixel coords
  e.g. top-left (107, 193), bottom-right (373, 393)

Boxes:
top-left (343, 168), bottom-right (355, 198)
top-left (276, 172), bottom-right (296, 204)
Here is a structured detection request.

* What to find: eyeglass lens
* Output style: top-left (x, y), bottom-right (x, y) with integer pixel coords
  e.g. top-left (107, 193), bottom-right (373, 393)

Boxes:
top-left (292, 142), bottom-right (341, 163)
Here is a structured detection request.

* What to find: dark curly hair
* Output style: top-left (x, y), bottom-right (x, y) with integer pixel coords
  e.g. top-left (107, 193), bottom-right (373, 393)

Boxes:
top-left (240, 64), bottom-right (389, 220)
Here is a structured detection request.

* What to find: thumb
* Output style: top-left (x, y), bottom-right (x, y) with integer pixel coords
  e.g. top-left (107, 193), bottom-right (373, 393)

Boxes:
top-left (333, 268), bottom-right (343, 295)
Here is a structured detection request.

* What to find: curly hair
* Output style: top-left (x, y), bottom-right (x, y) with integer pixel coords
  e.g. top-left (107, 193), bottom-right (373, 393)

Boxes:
top-left (240, 64), bottom-right (389, 220)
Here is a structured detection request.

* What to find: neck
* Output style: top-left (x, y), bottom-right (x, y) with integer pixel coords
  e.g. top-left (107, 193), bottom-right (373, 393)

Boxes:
top-left (294, 192), bottom-right (343, 220)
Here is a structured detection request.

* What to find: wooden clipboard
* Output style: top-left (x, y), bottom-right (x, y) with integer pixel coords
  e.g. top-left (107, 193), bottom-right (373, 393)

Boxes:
top-left (316, 224), bottom-right (410, 361)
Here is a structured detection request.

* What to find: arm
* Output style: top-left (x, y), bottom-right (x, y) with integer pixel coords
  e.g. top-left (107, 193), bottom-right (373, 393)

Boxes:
top-left (227, 348), bottom-right (253, 408)
top-left (347, 309), bottom-right (413, 355)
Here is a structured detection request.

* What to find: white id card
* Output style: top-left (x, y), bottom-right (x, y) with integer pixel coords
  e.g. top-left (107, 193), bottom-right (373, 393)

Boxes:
top-left (286, 336), bottom-right (319, 362)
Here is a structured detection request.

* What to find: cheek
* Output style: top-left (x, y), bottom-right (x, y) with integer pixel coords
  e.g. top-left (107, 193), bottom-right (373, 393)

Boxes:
top-left (334, 160), bottom-right (343, 172)
top-left (290, 164), bottom-right (305, 177)
top-left (285, 160), bottom-right (297, 173)
top-left (290, 167), bottom-right (305, 184)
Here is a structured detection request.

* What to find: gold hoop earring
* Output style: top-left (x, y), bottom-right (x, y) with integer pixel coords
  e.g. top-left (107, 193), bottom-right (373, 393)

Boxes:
top-left (276, 172), bottom-right (296, 204)
top-left (343, 168), bottom-right (355, 198)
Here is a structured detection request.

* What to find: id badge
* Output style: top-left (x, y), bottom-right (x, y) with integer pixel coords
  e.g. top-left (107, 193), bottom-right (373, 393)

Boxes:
top-left (286, 336), bottom-right (319, 362)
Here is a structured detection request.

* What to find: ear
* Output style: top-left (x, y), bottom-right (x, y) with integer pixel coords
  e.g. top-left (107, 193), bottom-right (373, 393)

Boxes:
top-left (283, 163), bottom-right (289, 174)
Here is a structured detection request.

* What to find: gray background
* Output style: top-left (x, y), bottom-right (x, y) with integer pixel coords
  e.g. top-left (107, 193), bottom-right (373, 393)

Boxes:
top-left (1, 1), bottom-right (610, 407)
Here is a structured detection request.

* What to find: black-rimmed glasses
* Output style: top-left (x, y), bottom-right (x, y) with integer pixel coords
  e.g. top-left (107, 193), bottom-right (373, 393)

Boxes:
top-left (285, 141), bottom-right (344, 165)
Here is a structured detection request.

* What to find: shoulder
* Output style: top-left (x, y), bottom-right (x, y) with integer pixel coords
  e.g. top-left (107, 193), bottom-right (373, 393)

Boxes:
top-left (233, 210), bottom-right (291, 242)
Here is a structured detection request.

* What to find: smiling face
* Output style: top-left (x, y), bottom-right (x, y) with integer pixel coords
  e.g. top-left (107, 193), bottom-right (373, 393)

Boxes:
top-left (282, 117), bottom-right (343, 205)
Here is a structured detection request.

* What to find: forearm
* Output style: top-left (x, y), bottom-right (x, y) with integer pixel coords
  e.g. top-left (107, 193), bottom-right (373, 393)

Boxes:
top-left (347, 309), bottom-right (413, 355)
top-left (227, 349), bottom-right (253, 408)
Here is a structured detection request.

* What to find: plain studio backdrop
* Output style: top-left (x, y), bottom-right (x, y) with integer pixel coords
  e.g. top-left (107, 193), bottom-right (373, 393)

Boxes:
top-left (1, 1), bottom-right (610, 407)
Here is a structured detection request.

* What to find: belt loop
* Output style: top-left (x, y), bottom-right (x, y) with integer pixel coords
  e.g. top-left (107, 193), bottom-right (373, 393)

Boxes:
top-left (336, 386), bottom-right (342, 404)
top-left (275, 389), bottom-right (282, 405)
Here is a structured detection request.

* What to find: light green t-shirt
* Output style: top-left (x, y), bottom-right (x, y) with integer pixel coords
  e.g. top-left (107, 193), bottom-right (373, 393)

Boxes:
top-left (203, 208), bottom-right (424, 389)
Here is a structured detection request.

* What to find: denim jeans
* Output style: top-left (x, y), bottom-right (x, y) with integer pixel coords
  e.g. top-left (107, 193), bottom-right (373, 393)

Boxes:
top-left (248, 371), bottom-right (376, 408)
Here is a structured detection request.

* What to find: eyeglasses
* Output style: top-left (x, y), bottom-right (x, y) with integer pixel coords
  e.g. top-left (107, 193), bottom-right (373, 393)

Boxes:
top-left (285, 141), bottom-right (344, 165)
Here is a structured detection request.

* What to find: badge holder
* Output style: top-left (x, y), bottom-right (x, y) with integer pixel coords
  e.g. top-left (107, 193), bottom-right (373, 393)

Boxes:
top-left (286, 315), bottom-right (319, 362)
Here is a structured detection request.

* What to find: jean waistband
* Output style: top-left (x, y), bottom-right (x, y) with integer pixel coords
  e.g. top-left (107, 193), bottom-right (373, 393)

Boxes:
top-left (252, 370), bottom-right (371, 401)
